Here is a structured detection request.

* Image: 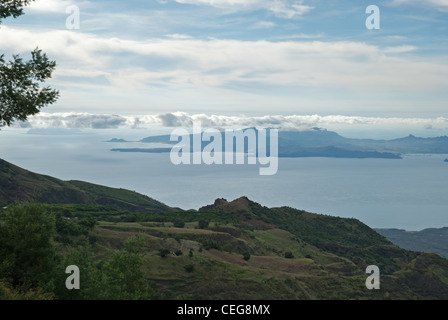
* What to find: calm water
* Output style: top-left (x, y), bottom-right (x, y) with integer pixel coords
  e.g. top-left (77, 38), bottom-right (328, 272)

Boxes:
top-left (1, 128), bottom-right (447, 230)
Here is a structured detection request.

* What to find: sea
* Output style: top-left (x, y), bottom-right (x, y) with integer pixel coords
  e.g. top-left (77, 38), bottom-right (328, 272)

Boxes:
top-left (1, 127), bottom-right (447, 231)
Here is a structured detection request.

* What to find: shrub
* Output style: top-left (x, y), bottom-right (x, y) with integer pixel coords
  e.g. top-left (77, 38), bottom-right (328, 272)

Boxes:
top-left (222, 244), bottom-right (234, 253)
top-left (198, 220), bottom-right (209, 229)
top-left (184, 264), bottom-right (194, 273)
top-left (199, 239), bottom-right (220, 251)
top-left (173, 220), bottom-right (185, 228)
top-left (158, 249), bottom-right (171, 258)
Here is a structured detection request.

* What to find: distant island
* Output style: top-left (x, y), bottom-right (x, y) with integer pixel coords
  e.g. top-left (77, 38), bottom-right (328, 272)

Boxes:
top-left (105, 138), bottom-right (129, 143)
top-left (108, 127), bottom-right (448, 159)
top-left (111, 147), bottom-right (172, 153)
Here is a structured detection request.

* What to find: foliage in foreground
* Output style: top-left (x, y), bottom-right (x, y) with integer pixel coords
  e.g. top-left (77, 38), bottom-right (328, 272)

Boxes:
top-left (2, 200), bottom-right (448, 300)
top-left (0, 203), bottom-right (156, 300)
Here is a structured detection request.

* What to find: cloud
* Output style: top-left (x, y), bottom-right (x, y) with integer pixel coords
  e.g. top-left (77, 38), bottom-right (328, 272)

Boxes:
top-left (251, 21), bottom-right (276, 29)
top-left (171, 0), bottom-right (314, 18)
top-left (383, 45), bottom-right (417, 54)
top-left (151, 113), bottom-right (448, 131)
top-left (17, 112), bottom-right (448, 131)
top-left (26, 0), bottom-right (91, 13)
top-left (429, 0), bottom-right (448, 6)
top-left (18, 113), bottom-right (127, 129)
top-left (391, 0), bottom-right (448, 8)
top-left (265, 0), bottom-right (313, 18)
top-left (1, 25), bottom-right (447, 103)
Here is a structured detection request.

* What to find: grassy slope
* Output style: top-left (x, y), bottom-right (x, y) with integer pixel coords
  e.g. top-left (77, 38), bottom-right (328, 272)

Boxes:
top-left (0, 158), bottom-right (174, 213)
top-left (92, 221), bottom-right (373, 299)
top-left (3, 159), bottom-right (448, 299)
top-left (81, 197), bottom-right (448, 300)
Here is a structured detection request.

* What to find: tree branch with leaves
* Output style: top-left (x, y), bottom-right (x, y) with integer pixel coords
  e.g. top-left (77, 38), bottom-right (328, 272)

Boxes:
top-left (0, 0), bottom-right (59, 128)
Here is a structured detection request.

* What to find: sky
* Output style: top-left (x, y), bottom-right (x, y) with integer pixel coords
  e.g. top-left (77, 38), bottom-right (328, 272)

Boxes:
top-left (1, 0), bottom-right (448, 131)
top-left (1, 0), bottom-right (448, 229)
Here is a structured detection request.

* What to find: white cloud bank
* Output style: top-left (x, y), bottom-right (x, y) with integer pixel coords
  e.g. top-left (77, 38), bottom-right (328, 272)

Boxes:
top-left (15, 112), bottom-right (448, 131)
top-left (1, 25), bottom-right (447, 95)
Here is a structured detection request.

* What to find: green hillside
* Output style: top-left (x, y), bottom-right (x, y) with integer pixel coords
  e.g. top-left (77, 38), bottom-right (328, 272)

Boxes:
top-left (34, 197), bottom-right (448, 299)
top-left (0, 158), bottom-right (175, 213)
top-left (1, 159), bottom-right (448, 300)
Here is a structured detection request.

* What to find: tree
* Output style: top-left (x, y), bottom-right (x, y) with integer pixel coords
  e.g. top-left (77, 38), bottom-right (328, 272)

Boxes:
top-left (55, 235), bottom-right (156, 300)
top-left (184, 264), bottom-right (194, 273)
top-left (173, 219), bottom-right (185, 228)
top-left (1, 1), bottom-right (34, 20)
top-left (198, 219), bottom-right (209, 229)
top-left (0, 0), bottom-right (59, 128)
top-left (0, 203), bottom-right (60, 292)
top-left (158, 248), bottom-right (171, 258)
top-left (54, 244), bottom-right (101, 300)
top-left (97, 235), bottom-right (155, 300)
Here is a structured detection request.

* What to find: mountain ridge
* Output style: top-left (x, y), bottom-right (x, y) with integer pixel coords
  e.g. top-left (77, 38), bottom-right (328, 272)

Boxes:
top-left (375, 227), bottom-right (448, 259)
top-left (0, 158), bottom-right (175, 213)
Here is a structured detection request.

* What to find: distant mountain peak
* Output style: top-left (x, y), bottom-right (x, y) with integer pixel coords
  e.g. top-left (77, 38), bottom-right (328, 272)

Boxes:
top-left (199, 196), bottom-right (253, 213)
top-left (105, 138), bottom-right (128, 143)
